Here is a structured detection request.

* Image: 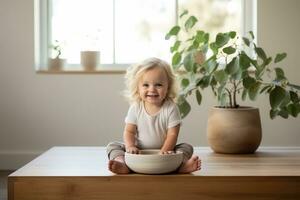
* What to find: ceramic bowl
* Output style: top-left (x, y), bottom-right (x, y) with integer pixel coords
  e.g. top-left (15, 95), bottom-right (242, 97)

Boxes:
top-left (125, 149), bottom-right (183, 174)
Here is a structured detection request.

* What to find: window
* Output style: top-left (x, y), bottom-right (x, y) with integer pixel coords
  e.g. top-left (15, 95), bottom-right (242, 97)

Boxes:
top-left (34, 0), bottom-right (255, 71)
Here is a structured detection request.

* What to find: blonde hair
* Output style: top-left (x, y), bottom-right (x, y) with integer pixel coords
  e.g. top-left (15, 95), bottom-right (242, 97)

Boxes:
top-left (124, 57), bottom-right (178, 104)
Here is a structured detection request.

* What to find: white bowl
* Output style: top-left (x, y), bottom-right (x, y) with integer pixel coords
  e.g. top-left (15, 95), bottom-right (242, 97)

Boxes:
top-left (125, 149), bottom-right (183, 174)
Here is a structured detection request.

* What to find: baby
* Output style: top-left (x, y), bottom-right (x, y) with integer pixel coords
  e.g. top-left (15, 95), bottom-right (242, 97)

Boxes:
top-left (106, 57), bottom-right (201, 174)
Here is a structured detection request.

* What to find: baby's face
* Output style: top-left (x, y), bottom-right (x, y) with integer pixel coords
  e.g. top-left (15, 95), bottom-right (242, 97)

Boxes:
top-left (138, 67), bottom-right (169, 106)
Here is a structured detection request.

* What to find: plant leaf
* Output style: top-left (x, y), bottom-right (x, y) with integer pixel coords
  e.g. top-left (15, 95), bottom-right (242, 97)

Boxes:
top-left (187, 43), bottom-right (198, 51)
top-left (249, 31), bottom-right (255, 39)
top-left (255, 47), bottom-right (267, 61)
top-left (231, 68), bottom-right (242, 80)
top-left (229, 31), bottom-right (236, 39)
top-left (248, 82), bottom-right (261, 100)
top-left (183, 52), bottom-right (193, 72)
top-left (278, 108), bottom-right (289, 119)
top-left (290, 91), bottom-right (299, 103)
top-left (214, 70), bottom-right (228, 84)
top-left (197, 75), bottom-right (211, 88)
top-left (249, 58), bottom-right (258, 69)
top-left (270, 109), bottom-right (279, 119)
top-left (264, 57), bottom-right (272, 66)
top-left (287, 103), bottom-right (300, 117)
top-left (181, 78), bottom-right (189, 88)
top-left (177, 96), bottom-right (191, 118)
top-left (170, 41), bottom-right (181, 53)
top-left (274, 53), bottom-right (287, 63)
top-left (274, 67), bottom-right (286, 81)
top-left (204, 33), bottom-right (210, 43)
top-left (172, 52), bottom-right (182, 69)
top-left (223, 46), bottom-right (236, 55)
top-left (210, 42), bottom-right (219, 54)
top-left (260, 85), bottom-right (272, 94)
top-left (185, 16), bottom-right (198, 31)
top-left (243, 76), bottom-right (256, 89)
top-left (196, 89), bottom-right (202, 105)
top-left (195, 31), bottom-right (205, 43)
top-left (225, 57), bottom-right (239, 75)
top-left (280, 91), bottom-right (291, 108)
top-left (203, 59), bottom-right (217, 74)
top-left (242, 37), bottom-right (250, 46)
top-left (239, 53), bottom-right (251, 70)
top-left (269, 86), bottom-right (287, 109)
top-left (179, 10), bottom-right (188, 18)
top-left (216, 33), bottom-right (230, 48)
top-left (165, 26), bottom-right (180, 40)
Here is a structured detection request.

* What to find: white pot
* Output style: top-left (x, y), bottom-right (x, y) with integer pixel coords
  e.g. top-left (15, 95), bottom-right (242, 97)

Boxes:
top-left (48, 58), bottom-right (66, 71)
top-left (80, 51), bottom-right (100, 71)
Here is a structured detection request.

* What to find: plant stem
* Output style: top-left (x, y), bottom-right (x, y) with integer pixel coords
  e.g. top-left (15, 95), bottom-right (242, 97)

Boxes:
top-left (225, 88), bottom-right (232, 107)
top-left (233, 80), bottom-right (237, 107)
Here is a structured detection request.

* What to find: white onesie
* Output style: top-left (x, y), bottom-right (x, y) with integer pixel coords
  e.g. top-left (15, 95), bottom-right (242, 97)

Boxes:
top-left (125, 100), bottom-right (182, 149)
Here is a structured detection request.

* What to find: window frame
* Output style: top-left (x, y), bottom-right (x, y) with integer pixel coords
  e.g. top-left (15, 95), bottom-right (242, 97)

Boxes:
top-left (34, 0), bottom-right (256, 72)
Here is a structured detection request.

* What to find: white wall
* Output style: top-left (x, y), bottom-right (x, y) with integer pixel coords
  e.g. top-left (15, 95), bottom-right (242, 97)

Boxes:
top-left (0, 0), bottom-right (299, 169)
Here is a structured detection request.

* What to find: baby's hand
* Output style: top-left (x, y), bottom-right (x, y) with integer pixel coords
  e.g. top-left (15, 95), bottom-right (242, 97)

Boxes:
top-left (126, 146), bottom-right (140, 154)
top-left (159, 150), bottom-right (175, 155)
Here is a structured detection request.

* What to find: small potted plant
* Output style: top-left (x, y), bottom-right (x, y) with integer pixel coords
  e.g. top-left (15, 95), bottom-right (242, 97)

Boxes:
top-left (165, 11), bottom-right (300, 153)
top-left (48, 40), bottom-right (66, 71)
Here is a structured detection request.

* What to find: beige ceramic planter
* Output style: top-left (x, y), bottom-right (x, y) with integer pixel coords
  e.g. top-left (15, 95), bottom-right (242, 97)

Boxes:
top-left (48, 58), bottom-right (66, 71)
top-left (80, 51), bottom-right (100, 71)
top-left (207, 107), bottom-right (262, 154)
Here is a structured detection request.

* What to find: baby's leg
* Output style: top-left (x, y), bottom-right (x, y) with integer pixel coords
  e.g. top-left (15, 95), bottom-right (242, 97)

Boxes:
top-left (108, 156), bottom-right (131, 174)
top-left (106, 142), bottom-right (131, 174)
top-left (174, 143), bottom-right (201, 173)
top-left (177, 155), bottom-right (201, 173)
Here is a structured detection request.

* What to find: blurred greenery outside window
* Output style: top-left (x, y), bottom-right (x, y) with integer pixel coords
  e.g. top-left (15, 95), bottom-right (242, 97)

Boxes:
top-left (35, 0), bottom-right (255, 70)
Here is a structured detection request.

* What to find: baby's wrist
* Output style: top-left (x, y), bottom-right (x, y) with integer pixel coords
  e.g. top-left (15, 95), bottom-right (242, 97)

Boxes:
top-left (160, 148), bottom-right (174, 153)
top-left (125, 145), bottom-right (139, 154)
top-left (125, 145), bottom-right (136, 149)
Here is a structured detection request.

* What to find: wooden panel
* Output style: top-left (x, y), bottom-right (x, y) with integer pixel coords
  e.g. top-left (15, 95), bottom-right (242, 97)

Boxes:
top-left (8, 147), bottom-right (300, 200)
top-left (8, 176), bottom-right (300, 200)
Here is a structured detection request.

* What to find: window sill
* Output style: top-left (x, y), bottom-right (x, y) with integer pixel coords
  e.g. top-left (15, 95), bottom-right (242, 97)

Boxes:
top-left (36, 67), bottom-right (127, 74)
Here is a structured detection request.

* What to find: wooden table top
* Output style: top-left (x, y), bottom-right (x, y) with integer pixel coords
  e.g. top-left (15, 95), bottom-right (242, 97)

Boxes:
top-left (9, 146), bottom-right (300, 177)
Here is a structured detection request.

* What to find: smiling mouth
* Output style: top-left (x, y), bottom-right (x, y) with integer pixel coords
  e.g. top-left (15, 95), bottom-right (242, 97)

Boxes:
top-left (146, 95), bottom-right (159, 98)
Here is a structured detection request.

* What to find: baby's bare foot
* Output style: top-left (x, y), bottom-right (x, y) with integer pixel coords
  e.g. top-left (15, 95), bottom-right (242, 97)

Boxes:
top-left (108, 160), bottom-right (131, 174)
top-left (178, 155), bottom-right (201, 173)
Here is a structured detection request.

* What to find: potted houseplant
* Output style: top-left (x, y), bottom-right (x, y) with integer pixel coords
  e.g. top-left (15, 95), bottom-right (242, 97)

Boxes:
top-left (165, 11), bottom-right (300, 153)
top-left (48, 40), bottom-right (66, 71)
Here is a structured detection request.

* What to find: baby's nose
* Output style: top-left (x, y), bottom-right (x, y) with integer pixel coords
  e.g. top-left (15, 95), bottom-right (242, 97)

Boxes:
top-left (149, 85), bottom-right (156, 91)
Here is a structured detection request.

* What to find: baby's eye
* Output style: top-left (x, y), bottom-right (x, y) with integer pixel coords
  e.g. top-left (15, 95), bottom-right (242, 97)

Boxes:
top-left (155, 83), bottom-right (163, 87)
top-left (142, 83), bottom-right (149, 87)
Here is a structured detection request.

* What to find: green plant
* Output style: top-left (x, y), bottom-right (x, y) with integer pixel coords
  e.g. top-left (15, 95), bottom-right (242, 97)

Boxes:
top-left (50, 40), bottom-right (63, 59)
top-left (165, 11), bottom-right (300, 119)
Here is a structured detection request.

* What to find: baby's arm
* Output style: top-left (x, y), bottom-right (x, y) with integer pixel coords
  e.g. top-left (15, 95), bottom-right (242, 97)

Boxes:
top-left (123, 123), bottom-right (139, 154)
top-left (160, 124), bottom-right (180, 154)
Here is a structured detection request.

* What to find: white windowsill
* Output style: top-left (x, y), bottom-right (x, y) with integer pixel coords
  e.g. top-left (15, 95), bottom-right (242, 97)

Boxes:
top-left (36, 64), bottom-right (129, 74)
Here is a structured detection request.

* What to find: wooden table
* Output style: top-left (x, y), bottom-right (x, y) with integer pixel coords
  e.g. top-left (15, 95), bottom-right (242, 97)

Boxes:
top-left (8, 147), bottom-right (300, 200)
